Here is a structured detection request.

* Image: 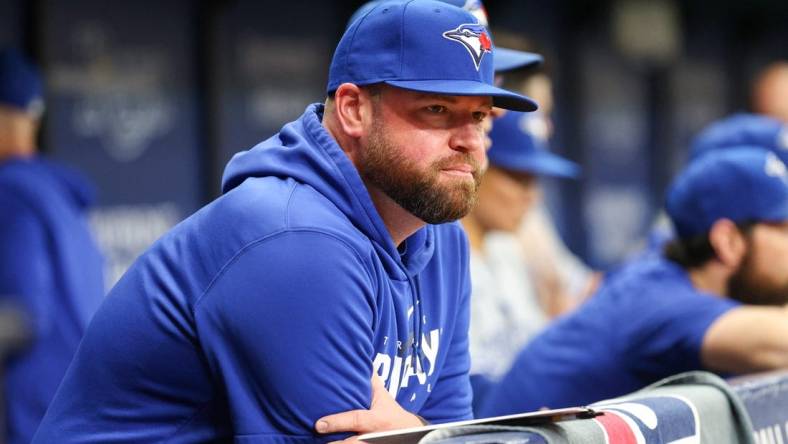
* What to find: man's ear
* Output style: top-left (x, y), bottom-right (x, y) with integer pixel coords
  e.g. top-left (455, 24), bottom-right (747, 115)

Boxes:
top-left (709, 218), bottom-right (748, 268)
top-left (332, 83), bottom-right (376, 139)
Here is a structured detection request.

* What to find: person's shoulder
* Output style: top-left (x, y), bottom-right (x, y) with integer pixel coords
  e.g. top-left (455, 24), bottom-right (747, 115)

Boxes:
top-left (0, 156), bottom-right (91, 205)
top-left (187, 177), bottom-right (374, 268)
top-left (0, 188), bottom-right (43, 236)
top-left (0, 157), bottom-right (42, 190)
top-left (607, 255), bottom-right (687, 291)
top-left (0, 162), bottom-right (47, 223)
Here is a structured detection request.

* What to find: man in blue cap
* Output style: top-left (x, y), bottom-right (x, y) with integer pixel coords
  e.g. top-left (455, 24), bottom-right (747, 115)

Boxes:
top-left (34, 2), bottom-right (537, 442)
top-left (689, 112), bottom-right (788, 162)
top-left (646, 112), bottom-right (788, 251)
top-left (460, 110), bottom-right (579, 411)
top-left (348, 0), bottom-right (544, 158)
top-left (0, 48), bottom-right (104, 444)
top-left (479, 147), bottom-right (788, 416)
top-left (347, 0), bottom-right (543, 75)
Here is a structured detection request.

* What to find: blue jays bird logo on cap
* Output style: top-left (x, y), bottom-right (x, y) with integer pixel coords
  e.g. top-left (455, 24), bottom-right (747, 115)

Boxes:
top-left (442, 24), bottom-right (492, 71)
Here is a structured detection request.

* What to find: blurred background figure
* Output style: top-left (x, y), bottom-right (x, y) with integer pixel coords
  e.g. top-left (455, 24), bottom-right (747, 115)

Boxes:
top-left (479, 146), bottom-right (788, 417)
top-left (0, 48), bottom-right (104, 444)
top-left (752, 61), bottom-right (788, 123)
top-left (462, 110), bottom-right (579, 412)
top-left (645, 111), bottom-right (788, 252)
top-left (690, 113), bottom-right (788, 162)
top-left (493, 31), bottom-right (601, 314)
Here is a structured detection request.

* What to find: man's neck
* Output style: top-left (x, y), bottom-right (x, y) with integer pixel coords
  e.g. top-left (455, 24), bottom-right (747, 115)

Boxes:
top-left (322, 108), bottom-right (424, 248)
top-left (365, 186), bottom-right (425, 247)
top-left (687, 262), bottom-right (729, 298)
top-left (0, 139), bottom-right (36, 160)
top-left (0, 111), bottom-right (37, 160)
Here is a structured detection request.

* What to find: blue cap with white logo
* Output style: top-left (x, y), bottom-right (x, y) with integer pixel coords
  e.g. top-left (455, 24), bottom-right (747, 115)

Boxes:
top-left (666, 148), bottom-right (788, 238)
top-left (436, 0), bottom-right (543, 72)
top-left (0, 48), bottom-right (43, 116)
top-left (346, 0), bottom-right (543, 73)
top-left (487, 110), bottom-right (579, 178)
top-left (329, 0), bottom-right (538, 112)
top-left (689, 113), bottom-right (788, 164)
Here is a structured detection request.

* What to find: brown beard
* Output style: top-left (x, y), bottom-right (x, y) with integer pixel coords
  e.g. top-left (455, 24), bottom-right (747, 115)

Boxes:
top-left (358, 112), bottom-right (483, 225)
top-left (727, 242), bottom-right (788, 306)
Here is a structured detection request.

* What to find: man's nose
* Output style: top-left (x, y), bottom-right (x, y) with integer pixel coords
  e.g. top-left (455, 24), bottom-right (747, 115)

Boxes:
top-left (449, 121), bottom-right (486, 158)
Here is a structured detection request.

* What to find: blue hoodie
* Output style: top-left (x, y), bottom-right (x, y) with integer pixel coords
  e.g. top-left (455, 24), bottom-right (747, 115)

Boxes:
top-left (478, 254), bottom-right (739, 416)
top-left (34, 104), bottom-right (473, 443)
top-left (0, 156), bottom-right (104, 444)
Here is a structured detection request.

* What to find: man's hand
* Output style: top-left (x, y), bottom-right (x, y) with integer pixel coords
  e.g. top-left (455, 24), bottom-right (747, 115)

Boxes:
top-left (315, 375), bottom-right (425, 443)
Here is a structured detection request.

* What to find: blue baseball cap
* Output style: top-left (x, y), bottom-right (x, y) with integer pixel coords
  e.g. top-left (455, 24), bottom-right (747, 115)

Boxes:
top-left (0, 48), bottom-right (43, 116)
top-left (346, 0), bottom-right (543, 73)
top-left (436, 0), bottom-right (543, 72)
top-left (689, 113), bottom-right (788, 164)
top-left (487, 110), bottom-right (580, 178)
top-left (329, 0), bottom-right (538, 112)
top-left (666, 148), bottom-right (788, 238)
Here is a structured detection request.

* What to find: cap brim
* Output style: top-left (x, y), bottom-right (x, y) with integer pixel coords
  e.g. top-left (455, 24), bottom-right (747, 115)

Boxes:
top-left (494, 48), bottom-right (543, 72)
top-left (385, 79), bottom-right (538, 112)
top-left (491, 150), bottom-right (580, 179)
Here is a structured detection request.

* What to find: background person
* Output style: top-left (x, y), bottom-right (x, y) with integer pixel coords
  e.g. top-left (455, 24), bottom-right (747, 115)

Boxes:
top-left (493, 30), bottom-right (601, 312)
top-left (0, 48), bottom-right (104, 444)
top-left (644, 111), bottom-right (788, 255)
top-left (461, 110), bottom-right (579, 410)
top-left (752, 61), bottom-right (788, 123)
top-left (479, 147), bottom-right (788, 416)
top-left (32, 2), bottom-right (537, 442)
top-left (689, 112), bottom-right (788, 162)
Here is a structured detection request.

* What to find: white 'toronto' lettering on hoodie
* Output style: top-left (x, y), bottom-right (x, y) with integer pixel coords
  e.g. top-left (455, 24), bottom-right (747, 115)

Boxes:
top-left (373, 328), bottom-right (441, 398)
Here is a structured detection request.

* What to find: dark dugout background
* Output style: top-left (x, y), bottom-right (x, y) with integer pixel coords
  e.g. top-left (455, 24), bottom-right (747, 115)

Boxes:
top-left (2, 0), bottom-right (787, 283)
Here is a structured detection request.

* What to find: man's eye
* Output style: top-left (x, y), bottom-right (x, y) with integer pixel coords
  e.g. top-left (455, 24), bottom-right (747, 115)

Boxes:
top-left (426, 105), bottom-right (447, 114)
top-left (472, 111), bottom-right (488, 122)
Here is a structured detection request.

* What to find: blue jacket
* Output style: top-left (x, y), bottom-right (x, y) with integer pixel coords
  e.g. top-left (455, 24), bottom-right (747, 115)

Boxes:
top-left (0, 156), bottom-right (104, 444)
top-left (478, 254), bottom-right (739, 417)
top-left (34, 104), bottom-right (473, 443)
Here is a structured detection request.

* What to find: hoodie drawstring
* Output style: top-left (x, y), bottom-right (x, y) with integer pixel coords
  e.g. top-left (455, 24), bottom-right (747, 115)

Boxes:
top-left (407, 273), bottom-right (426, 373)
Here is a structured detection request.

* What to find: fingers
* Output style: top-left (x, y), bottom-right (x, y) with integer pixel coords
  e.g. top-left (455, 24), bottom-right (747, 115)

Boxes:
top-left (316, 409), bottom-right (379, 435)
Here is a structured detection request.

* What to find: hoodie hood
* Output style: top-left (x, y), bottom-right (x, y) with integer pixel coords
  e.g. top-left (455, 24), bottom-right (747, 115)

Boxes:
top-left (221, 103), bottom-right (435, 280)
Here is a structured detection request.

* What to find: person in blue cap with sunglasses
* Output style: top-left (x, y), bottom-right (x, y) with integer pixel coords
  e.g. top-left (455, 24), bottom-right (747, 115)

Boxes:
top-left (34, 2), bottom-right (538, 443)
top-left (0, 48), bottom-right (104, 444)
top-left (479, 147), bottom-right (788, 417)
top-left (459, 110), bottom-right (579, 411)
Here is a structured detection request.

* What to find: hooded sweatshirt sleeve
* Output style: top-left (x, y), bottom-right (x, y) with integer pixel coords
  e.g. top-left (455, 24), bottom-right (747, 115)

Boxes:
top-left (194, 230), bottom-right (376, 442)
